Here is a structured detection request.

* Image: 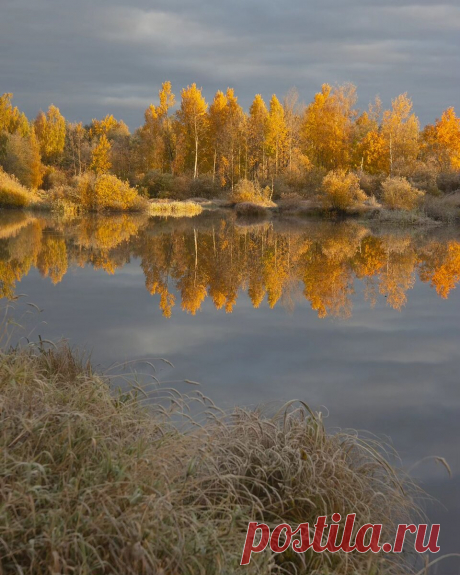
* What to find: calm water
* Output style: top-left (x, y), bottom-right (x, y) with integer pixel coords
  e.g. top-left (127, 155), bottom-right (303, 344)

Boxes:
top-left (1, 210), bottom-right (459, 568)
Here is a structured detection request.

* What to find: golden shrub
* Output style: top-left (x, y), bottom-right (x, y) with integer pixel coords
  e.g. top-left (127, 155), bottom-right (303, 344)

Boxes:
top-left (0, 168), bottom-right (35, 208)
top-left (320, 170), bottom-right (367, 210)
top-left (77, 173), bottom-right (142, 211)
top-left (381, 176), bottom-right (424, 211)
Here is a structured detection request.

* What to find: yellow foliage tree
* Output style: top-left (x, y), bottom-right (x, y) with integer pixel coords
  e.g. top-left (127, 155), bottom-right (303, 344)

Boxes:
top-left (141, 81), bottom-right (176, 173)
top-left (225, 88), bottom-right (246, 188)
top-left (301, 84), bottom-right (357, 169)
top-left (0, 93), bottom-right (29, 136)
top-left (34, 105), bottom-right (66, 163)
top-left (357, 130), bottom-right (388, 174)
top-left (208, 90), bottom-right (229, 184)
top-left (429, 108), bottom-right (460, 170)
top-left (265, 95), bottom-right (287, 177)
top-left (90, 134), bottom-right (112, 174)
top-left (381, 94), bottom-right (419, 174)
top-left (176, 84), bottom-right (208, 179)
top-left (248, 94), bottom-right (268, 180)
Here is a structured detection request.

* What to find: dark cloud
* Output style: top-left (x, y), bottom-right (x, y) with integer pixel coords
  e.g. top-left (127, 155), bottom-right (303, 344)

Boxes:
top-left (1, 0), bottom-right (459, 128)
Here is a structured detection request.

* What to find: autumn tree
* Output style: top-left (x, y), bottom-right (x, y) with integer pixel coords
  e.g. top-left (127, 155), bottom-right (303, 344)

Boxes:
top-left (352, 97), bottom-right (387, 173)
top-left (1, 128), bottom-right (43, 188)
top-left (141, 81), bottom-right (176, 173)
top-left (0, 93), bottom-right (29, 136)
top-left (90, 134), bottom-right (112, 174)
top-left (65, 122), bottom-right (87, 176)
top-left (248, 94), bottom-right (268, 180)
top-left (423, 108), bottom-right (460, 170)
top-left (213, 88), bottom-right (245, 190)
top-left (34, 105), bottom-right (66, 163)
top-left (176, 84), bottom-right (208, 179)
top-left (381, 94), bottom-right (419, 174)
top-left (89, 115), bottom-right (119, 138)
top-left (208, 90), bottom-right (228, 184)
top-left (265, 95), bottom-right (287, 177)
top-left (283, 88), bottom-right (306, 173)
top-left (301, 84), bottom-right (357, 169)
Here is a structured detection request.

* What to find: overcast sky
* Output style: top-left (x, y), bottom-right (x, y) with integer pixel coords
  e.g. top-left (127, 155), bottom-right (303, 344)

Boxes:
top-left (1, 0), bottom-right (459, 130)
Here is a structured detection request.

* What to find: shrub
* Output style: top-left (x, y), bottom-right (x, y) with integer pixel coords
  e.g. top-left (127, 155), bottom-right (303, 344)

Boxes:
top-left (359, 172), bottom-right (384, 198)
top-left (137, 171), bottom-right (214, 200)
top-left (229, 179), bottom-right (272, 205)
top-left (437, 170), bottom-right (460, 194)
top-left (77, 173), bottom-right (144, 212)
top-left (188, 174), bottom-right (220, 199)
top-left (0, 168), bottom-right (35, 208)
top-left (409, 162), bottom-right (440, 195)
top-left (381, 176), bottom-right (424, 211)
top-left (138, 170), bottom-right (176, 198)
top-left (424, 193), bottom-right (460, 223)
top-left (303, 166), bottom-right (328, 197)
top-left (40, 185), bottom-right (82, 215)
top-left (320, 170), bottom-right (367, 210)
top-left (41, 167), bottom-right (69, 191)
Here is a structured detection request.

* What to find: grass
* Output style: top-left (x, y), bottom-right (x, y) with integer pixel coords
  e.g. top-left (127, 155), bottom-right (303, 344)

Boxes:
top-left (147, 199), bottom-right (204, 217)
top-left (0, 334), bottom-right (428, 575)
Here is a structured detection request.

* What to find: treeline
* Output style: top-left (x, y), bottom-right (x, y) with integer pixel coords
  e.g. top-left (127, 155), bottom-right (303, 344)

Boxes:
top-left (1, 213), bottom-right (460, 317)
top-left (0, 84), bottom-right (460, 204)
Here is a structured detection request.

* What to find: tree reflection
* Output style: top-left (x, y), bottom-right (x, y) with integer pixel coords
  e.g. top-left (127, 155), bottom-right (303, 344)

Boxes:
top-left (1, 213), bottom-right (460, 318)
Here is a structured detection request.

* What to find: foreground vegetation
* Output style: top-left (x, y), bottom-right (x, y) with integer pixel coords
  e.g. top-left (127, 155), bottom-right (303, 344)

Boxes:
top-left (0, 86), bottom-right (460, 220)
top-left (0, 338), bottom-right (424, 574)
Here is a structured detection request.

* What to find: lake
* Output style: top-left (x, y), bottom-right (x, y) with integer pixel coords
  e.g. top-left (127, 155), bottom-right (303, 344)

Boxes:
top-left (1, 209), bottom-right (459, 568)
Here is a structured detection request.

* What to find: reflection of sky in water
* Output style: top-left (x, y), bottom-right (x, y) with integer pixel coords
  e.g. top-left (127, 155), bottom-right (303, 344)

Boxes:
top-left (2, 214), bottom-right (460, 569)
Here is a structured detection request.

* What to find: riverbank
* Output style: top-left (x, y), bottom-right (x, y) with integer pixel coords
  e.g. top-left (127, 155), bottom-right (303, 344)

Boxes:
top-left (2, 166), bottom-right (459, 225)
top-left (0, 340), bottom-right (423, 574)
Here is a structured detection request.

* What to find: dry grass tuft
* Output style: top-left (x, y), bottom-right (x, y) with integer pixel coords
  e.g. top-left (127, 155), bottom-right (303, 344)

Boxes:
top-left (0, 340), bottom-right (425, 574)
top-left (147, 199), bottom-right (204, 217)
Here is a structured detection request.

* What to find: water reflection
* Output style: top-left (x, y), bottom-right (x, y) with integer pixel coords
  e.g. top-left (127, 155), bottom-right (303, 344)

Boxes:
top-left (1, 211), bottom-right (460, 318)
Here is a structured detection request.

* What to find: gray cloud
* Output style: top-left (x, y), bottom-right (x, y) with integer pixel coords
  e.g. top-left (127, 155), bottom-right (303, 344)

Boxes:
top-left (1, 0), bottom-right (459, 129)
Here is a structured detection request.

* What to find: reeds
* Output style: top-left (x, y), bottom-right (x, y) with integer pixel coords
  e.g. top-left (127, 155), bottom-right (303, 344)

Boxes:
top-left (0, 340), bottom-right (426, 574)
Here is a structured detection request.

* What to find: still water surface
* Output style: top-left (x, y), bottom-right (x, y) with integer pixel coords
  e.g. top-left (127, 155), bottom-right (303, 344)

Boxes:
top-left (1, 210), bottom-right (459, 567)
